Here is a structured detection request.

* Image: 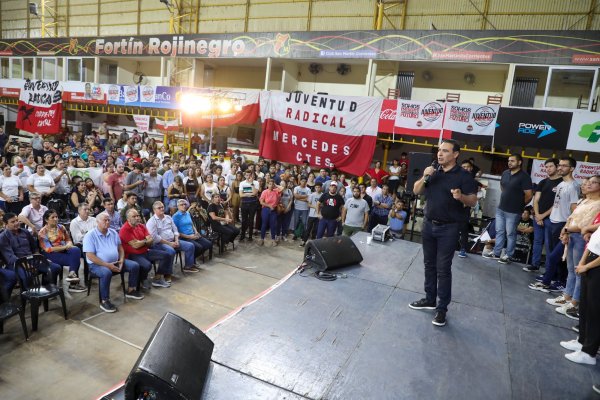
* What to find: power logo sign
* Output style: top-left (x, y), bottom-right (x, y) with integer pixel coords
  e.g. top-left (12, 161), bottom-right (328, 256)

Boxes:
top-left (494, 107), bottom-right (571, 149)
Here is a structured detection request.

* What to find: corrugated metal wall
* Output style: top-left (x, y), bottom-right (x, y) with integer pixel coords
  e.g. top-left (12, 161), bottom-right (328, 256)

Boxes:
top-left (0, 0), bottom-right (598, 38)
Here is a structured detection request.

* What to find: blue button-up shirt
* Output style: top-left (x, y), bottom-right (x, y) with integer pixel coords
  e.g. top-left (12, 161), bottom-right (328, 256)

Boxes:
top-left (372, 194), bottom-right (393, 217)
top-left (82, 228), bottom-right (121, 265)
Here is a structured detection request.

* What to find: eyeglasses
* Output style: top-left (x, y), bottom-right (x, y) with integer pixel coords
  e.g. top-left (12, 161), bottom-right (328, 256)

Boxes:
top-left (156, 206), bottom-right (164, 209)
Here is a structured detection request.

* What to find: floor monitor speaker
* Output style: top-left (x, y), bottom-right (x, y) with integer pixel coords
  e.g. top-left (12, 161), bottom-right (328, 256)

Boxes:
top-left (304, 236), bottom-right (363, 271)
top-left (124, 312), bottom-right (214, 400)
top-left (406, 152), bottom-right (434, 194)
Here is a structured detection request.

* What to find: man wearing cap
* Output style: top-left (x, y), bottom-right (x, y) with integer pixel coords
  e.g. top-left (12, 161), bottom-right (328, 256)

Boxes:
top-left (316, 181), bottom-right (345, 238)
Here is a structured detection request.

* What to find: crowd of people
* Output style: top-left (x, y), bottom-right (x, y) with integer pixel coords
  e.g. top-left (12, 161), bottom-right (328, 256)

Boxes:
top-left (0, 126), bottom-right (415, 313)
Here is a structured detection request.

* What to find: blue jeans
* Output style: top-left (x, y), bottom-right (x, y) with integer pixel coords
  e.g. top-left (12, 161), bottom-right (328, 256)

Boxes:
top-left (565, 232), bottom-right (584, 301)
top-left (155, 241), bottom-right (194, 269)
top-left (260, 207), bottom-right (278, 240)
top-left (43, 247), bottom-right (82, 274)
top-left (0, 268), bottom-right (17, 295)
top-left (316, 218), bottom-right (338, 238)
top-left (542, 241), bottom-right (565, 286)
top-left (531, 217), bottom-right (546, 267)
top-left (10, 260), bottom-right (61, 289)
top-left (293, 209), bottom-right (309, 237)
top-left (422, 220), bottom-right (460, 312)
top-left (179, 238), bottom-right (212, 264)
top-left (128, 247), bottom-right (171, 277)
top-left (89, 259), bottom-right (140, 301)
top-left (277, 210), bottom-right (293, 237)
top-left (493, 209), bottom-right (520, 258)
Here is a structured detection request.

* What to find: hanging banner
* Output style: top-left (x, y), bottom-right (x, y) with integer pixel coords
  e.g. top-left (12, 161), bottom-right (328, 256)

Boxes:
top-left (133, 115), bottom-right (151, 132)
top-left (259, 91), bottom-right (382, 176)
top-left (16, 79), bottom-right (63, 135)
top-left (181, 91), bottom-right (260, 129)
top-left (392, 100), bottom-right (446, 138)
top-left (566, 111), bottom-right (600, 152)
top-left (442, 102), bottom-right (499, 136)
top-left (531, 159), bottom-right (600, 184)
top-left (67, 167), bottom-right (103, 187)
top-left (494, 107), bottom-right (572, 149)
top-left (61, 82), bottom-right (108, 104)
top-left (155, 118), bottom-right (179, 131)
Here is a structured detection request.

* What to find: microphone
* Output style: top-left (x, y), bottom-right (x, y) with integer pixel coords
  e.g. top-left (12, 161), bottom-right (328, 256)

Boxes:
top-left (423, 160), bottom-right (439, 187)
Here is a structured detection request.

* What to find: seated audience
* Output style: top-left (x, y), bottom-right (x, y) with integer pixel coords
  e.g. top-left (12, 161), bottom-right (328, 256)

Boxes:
top-left (18, 192), bottom-right (48, 234)
top-left (207, 193), bottom-right (240, 245)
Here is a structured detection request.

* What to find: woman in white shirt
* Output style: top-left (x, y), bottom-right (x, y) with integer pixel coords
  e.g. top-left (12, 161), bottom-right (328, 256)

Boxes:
top-left (0, 164), bottom-right (23, 214)
top-left (27, 164), bottom-right (56, 204)
top-left (139, 143), bottom-right (150, 159)
top-left (199, 173), bottom-right (218, 208)
top-left (388, 159), bottom-right (401, 198)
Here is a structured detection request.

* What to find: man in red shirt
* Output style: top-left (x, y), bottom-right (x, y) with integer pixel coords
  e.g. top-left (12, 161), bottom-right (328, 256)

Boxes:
top-left (107, 163), bottom-right (127, 202)
top-left (119, 208), bottom-right (173, 288)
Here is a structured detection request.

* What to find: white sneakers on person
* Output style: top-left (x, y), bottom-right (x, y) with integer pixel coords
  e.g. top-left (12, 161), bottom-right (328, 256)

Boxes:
top-left (560, 339), bottom-right (582, 352)
top-left (565, 350), bottom-right (596, 365)
top-left (546, 295), bottom-right (568, 306)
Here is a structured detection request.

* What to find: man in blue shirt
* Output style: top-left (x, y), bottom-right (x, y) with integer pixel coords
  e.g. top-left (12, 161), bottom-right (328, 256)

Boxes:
top-left (161, 162), bottom-right (184, 204)
top-left (369, 184), bottom-right (394, 232)
top-left (83, 212), bottom-right (144, 313)
top-left (0, 212), bottom-right (61, 288)
top-left (172, 199), bottom-right (213, 261)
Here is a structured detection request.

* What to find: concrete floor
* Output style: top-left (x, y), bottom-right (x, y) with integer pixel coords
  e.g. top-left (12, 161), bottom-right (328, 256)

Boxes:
top-left (0, 238), bottom-right (304, 400)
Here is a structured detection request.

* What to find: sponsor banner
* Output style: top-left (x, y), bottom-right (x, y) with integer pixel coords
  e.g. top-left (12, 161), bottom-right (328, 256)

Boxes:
top-left (16, 79), bottom-right (63, 135)
top-left (61, 81), bottom-right (108, 104)
top-left (1, 31), bottom-right (598, 66)
top-left (566, 111), bottom-right (600, 152)
top-left (133, 115), bottom-right (151, 132)
top-left (259, 91), bottom-right (381, 176)
top-left (107, 85), bottom-right (139, 104)
top-left (531, 159), bottom-right (600, 185)
top-left (443, 102), bottom-right (499, 136)
top-left (0, 87), bottom-right (20, 98)
top-left (155, 118), bottom-right (179, 131)
top-left (181, 90), bottom-right (260, 129)
top-left (68, 167), bottom-right (103, 187)
top-left (378, 99), bottom-right (450, 139)
top-left (494, 107), bottom-right (572, 149)
top-left (395, 100), bottom-right (444, 135)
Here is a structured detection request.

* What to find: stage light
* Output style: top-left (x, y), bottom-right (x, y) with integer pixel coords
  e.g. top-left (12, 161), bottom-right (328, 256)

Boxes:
top-left (234, 104), bottom-right (243, 112)
top-left (180, 93), bottom-right (202, 114)
top-left (218, 99), bottom-right (232, 113)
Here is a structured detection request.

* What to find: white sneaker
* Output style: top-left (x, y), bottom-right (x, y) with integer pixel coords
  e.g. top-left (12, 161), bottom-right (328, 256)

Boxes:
top-left (556, 303), bottom-right (575, 315)
top-left (547, 295), bottom-right (568, 306)
top-left (560, 339), bottom-right (582, 352)
top-left (565, 350), bottom-right (596, 365)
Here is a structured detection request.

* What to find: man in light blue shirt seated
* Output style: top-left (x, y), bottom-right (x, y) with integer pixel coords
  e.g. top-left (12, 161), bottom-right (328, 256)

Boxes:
top-left (82, 211), bottom-right (144, 313)
top-left (172, 199), bottom-right (213, 261)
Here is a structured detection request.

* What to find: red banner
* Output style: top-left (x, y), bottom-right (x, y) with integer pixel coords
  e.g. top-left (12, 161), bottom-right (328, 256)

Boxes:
top-left (16, 80), bottom-right (63, 135)
top-left (259, 91), bottom-right (381, 176)
top-left (181, 91), bottom-right (260, 129)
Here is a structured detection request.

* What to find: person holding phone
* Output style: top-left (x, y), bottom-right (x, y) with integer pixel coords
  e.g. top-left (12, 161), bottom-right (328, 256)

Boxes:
top-left (83, 211), bottom-right (144, 313)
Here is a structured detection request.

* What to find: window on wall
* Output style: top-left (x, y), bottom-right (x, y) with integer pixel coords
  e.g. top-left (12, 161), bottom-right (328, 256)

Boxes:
top-left (544, 67), bottom-right (598, 110)
top-left (10, 59), bottom-right (23, 79)
top-left (0, 59), bottom-right (8, 78)
top-left (24, 58), bottom-right (34, 79)
top-left (42, 58), bottom-right (57, 80)
top-left (66, 58), bottom-right (83, 81)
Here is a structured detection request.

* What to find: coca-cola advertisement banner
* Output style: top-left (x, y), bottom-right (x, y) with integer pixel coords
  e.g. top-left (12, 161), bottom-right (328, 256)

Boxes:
top-left (259, 91), bottom-right (381, 176)
top-left (442, 103), bottom-right (499, 136)
top-left (16, 79), bottom-right (62, 135)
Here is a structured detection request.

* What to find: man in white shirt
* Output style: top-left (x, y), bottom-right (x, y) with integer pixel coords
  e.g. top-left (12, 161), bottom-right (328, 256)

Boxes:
top-left (292, 176), bottom-right (312, 240)
top-left (215, 153), bottom-right (231, 175)
top-left (18, 192), bottom-right (48, 234)
top-left (146, 201), bottom-right (199, 273)
top-left (70, 203), bottom-right (98, 245)
top-left (366, 178), bottom-right (383, 198)
top-left (50, 159), bottom-right (71, 204)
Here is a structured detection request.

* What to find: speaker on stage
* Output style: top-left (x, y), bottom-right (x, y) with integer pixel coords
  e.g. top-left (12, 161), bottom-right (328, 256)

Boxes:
top-left (124, 312), bottom-right (214, 400)
top-left (406, 152), bottom-right (434, 194)
top-left (304, 236), bottom-right (363, 271)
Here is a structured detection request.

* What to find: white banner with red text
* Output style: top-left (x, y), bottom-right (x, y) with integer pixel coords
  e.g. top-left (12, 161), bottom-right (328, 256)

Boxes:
top-left (259, 91), bottom-right (382, 176)
top-left (442, 102), bottom-right (499, 136)
top-left (394, 99), bottom-right (445, 137)
top-left (16, 79), bottom-right (63, 135)
top-left (133, 115), bottom-right (151, 132)
top-left (531, 159), bottom-right (600, 184)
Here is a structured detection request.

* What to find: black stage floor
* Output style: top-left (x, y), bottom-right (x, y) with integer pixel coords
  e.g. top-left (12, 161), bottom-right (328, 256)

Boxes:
top-left (103, 232), bottom-right (600, 400)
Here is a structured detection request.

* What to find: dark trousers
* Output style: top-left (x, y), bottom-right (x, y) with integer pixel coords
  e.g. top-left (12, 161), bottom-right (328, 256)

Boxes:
top-left (579, 263), bottom-right (600, 356)
top-left (128, 248), bottom-right (171, 278)
top-left (542, 221), bottom-right (566, 285)
top-left (240, 201), bottom-right (258, 239)
top-left (422, 220), bottom-right (460, 312)
top-left (302, 216), bottom-right (319, 242)
top-left (212, 223), bottom-right (240, 244)
top-left (459, 220), bottom-right (470, 250)
top-left (260, 207), bottom-right (278, 240)
top-left (316, 218), bottom-right (337, 238)
top-left (369, 213), bottom-right (388, 232)
top-left (5, 200), bottom-right (23, 215)
top-left (277, 210), bottom-right (293, 237)
top-left (181, 238), bottom-right (213, 258)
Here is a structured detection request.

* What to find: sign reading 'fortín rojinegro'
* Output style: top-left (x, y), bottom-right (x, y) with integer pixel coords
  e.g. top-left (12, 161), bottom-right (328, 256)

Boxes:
top-left (95, 36), bottom-right (246, 57)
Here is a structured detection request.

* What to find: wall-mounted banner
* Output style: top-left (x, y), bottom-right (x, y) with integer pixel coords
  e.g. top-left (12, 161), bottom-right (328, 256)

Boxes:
top-left (155, 118), bottom-right (179, 131)
top-left (531, 159), bottom-right (600, 184)
top-left (443, 102), bottom-right (499, 136)
top-left (393, 100), bottom-right (445, 138)
top-left (566, 111), bottom-right (600, 152)
top-left (494, 107), bottom-right (572, 149)
top-left (68, 167), bottom-right (103, 187)
top-left (16, 79), bottom-right (63, 135)
top-left (61, 82), bottom-right (108, 104)
top-left (107, 84), bottom-right (139, 104)
top-left (259, 91), bottom-right (382, 176)
top-left (133, 115), bottom-right (151, 132)
top-left (181, 90), bottom-right (260, 129)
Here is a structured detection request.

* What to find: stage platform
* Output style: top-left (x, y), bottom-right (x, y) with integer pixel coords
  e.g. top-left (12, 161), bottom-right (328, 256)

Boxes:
top-left (103, 232), bottom-right (599, 400)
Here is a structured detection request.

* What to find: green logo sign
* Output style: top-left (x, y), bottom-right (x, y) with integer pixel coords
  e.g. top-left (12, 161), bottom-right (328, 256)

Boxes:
top-left (579, 121), bottom-right (600, 143)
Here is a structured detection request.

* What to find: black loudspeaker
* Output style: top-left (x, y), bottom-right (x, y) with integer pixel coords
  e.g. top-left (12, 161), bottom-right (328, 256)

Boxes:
top-left (304, 236), bottom-right (363, 271)
top-left (406, 152), bottom-right (434, 194)
top-left (82, 122), bottom-right (92, 137)
top-left (124, 312), bottom-right (214, 400)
